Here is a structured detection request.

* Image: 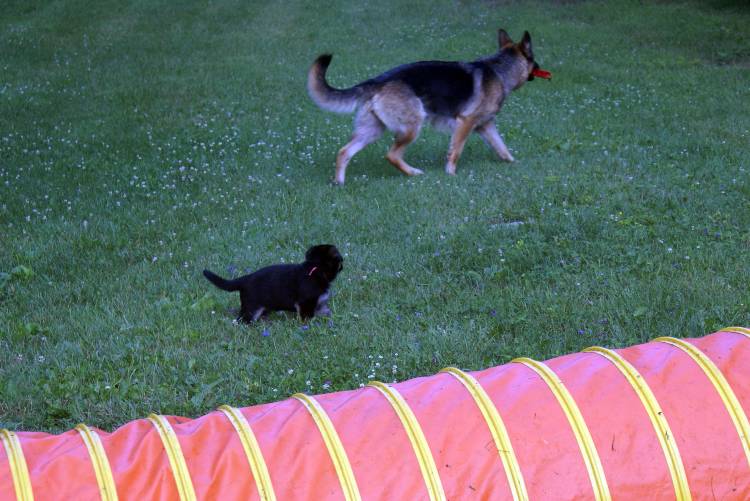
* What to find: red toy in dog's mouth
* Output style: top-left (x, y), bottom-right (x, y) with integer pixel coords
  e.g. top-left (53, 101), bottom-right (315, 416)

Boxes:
top-left (532, 68), bottom-right (552, 79)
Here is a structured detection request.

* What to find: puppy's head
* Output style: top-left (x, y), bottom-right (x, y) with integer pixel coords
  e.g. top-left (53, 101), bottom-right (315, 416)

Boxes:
top-left (305, 244), bottom-right (344, 281)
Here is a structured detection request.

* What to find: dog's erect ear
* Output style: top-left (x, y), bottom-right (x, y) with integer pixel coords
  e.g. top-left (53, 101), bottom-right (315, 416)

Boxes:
top-left (520, 31), bottom-right (533, 58)
top-left (498, 29), bottom-right (513, 49)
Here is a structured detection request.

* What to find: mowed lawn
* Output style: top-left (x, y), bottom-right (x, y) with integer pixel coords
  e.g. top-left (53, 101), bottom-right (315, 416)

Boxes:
top-left (1, 0), bottom-right (749, 432)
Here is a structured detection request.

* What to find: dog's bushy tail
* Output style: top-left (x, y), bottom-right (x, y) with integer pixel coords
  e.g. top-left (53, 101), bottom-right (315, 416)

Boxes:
top-left (203, 269), bottom-right (240, 292)
top-left (307, 54), bottom-right (361, 114)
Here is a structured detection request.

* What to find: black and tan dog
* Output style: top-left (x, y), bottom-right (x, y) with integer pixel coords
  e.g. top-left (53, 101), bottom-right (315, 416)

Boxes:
top-left (308, 29), bottom-right (548, 184)
top-left (203, 245), bottom-right (343, 323)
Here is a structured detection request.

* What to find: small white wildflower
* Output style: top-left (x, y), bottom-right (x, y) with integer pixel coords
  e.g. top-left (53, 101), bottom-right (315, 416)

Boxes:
top-left (287, 369), bottom-right (294, 375)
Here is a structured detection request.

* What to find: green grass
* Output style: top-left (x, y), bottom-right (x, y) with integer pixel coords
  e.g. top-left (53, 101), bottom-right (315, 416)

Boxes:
top-left (1, 0), bottom-right (749, 432)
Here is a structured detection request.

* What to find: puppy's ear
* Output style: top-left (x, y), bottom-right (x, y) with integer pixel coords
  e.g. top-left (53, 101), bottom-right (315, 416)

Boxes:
top-left (498, 29), bottom-right (513, 49)
top-left (520, 31), bottom-right (533, 58)
top-left (306, 244), bottom-right (337, 263)
top-left (326, 246), bottom-right (344, 273)
top-left (305, 245), bottom-right (322, 262)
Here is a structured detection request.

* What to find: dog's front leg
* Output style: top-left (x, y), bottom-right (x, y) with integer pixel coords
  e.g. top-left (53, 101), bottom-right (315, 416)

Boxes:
top-left (445, 117), bottom-right (475, 175)
top-left (297, 301), bottom-right (317, 322)
top-left (476, 121), bottom-right (514, 162)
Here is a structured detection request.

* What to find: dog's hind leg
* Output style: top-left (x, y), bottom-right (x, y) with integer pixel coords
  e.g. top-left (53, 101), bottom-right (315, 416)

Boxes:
top-left (445, 116), bottom-right (476, 175)
top-left (476, 121), bottom-right (514, 162)
top-left (238, 305), bottom-right (265, 323)
top-left (373, 83), bottom-right (425, 177)
top-left (335, 106), bottom-right (384, 185)
top-left (386, 129), bottom-right (423, 177)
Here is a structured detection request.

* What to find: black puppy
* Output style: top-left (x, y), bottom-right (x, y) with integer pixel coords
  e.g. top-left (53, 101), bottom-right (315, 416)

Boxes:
top-left (203, 244), bottom-right (343, 322)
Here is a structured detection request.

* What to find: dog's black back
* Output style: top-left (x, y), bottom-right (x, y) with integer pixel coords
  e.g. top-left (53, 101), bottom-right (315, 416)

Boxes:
top-left (203, 244), bottom-right (343, 323)
top-left (365, 61), bottom-right (476, 116)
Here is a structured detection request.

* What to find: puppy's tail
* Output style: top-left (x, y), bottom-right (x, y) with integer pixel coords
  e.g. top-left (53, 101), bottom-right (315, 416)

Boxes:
top-left (307, 54), bottom-right (361, 114)
top-left (203, 269), bottom-right (240, 292)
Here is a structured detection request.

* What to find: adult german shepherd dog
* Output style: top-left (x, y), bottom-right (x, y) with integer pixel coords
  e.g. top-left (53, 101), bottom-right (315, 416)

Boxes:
top-left (308, 29), bottom-right (548, 184)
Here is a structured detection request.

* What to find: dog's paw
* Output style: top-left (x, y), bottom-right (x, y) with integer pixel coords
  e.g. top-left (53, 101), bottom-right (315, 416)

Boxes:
top-left (407, 167), bottom-right (424, 176)
top-left (497, 148), bottom-right (515, 162)
top-left (445, 164), bottom-right (457, 175)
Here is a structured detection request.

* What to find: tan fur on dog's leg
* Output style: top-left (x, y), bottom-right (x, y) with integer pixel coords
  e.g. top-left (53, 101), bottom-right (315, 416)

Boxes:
top-left (386, 130), bottom-right (423, 177)
top-left (335, 108), bottom-right (384, 184)
top-left (445, 117), bottom-right (475, 175)
top-left (336, 139), bottom-right (368, 184)
top-left (477, 121), bottom-right (514, 162)
top-left (372, 82), bottom-right (426, 177)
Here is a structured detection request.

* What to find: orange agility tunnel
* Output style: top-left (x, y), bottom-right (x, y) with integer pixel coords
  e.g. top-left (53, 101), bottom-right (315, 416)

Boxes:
top-left (3, 327), bottom-right (750, 500)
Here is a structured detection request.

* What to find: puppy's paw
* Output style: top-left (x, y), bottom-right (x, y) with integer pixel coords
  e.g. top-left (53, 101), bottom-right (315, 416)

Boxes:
top-left (315, 305), bottom-right (332, 317)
